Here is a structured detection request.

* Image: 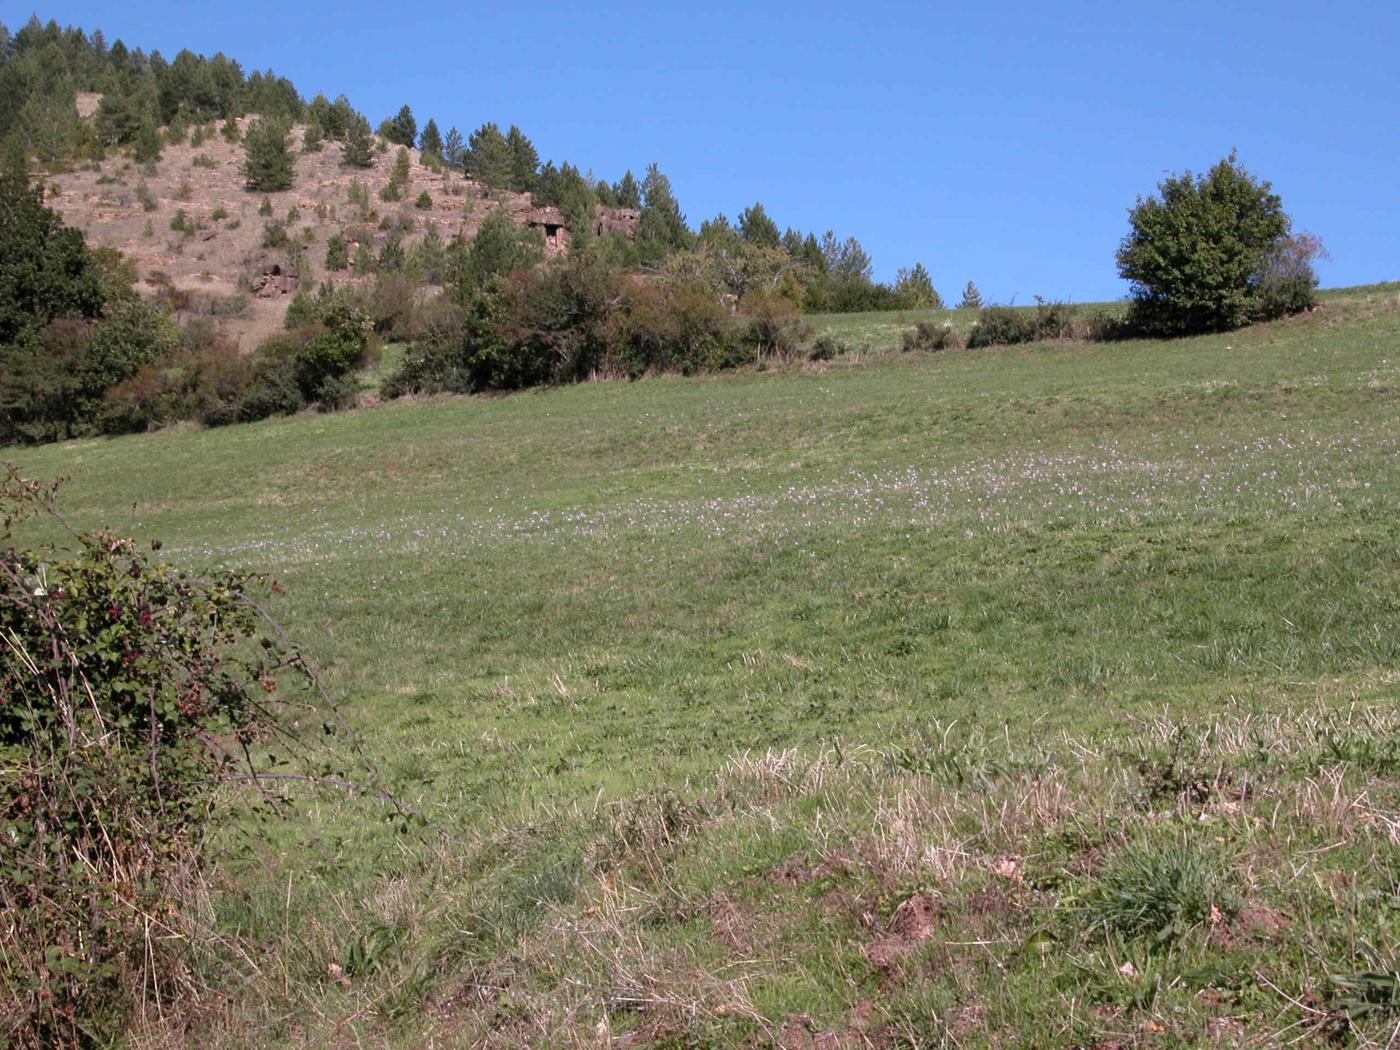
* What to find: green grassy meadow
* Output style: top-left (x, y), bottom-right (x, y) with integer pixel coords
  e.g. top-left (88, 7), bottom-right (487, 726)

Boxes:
top-left (9, 284), bottom-right (1400, 1047)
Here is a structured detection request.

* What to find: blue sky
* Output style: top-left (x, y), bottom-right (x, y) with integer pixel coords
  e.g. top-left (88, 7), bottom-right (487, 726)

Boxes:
top-left (8, 1), bottom-right (1398, 301)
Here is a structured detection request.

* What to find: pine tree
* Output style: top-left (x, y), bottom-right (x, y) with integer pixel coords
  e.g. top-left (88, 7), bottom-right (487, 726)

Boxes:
top-left (325, 232), bottom-right (348, 270)
top-left (132, 118), bottom-right (163, 163)
top-left (894, 263), bottom-right (942, 309)
top-left (386, 104), bottom-right (416, 147)
top-left (242, 115), bottom-right (294, 191)
top-left (738, 202), bottom-right (781, 249)
top-left (341, 114), bottom-right (373, 168)
top-left (465, 122), bottom-right (512, 189)
top-left (636, 163), bottom-right (691, 260)
top-left (612, 170), bottom-right (641, 209)
top-left (301, 121), bottom-right (323, 152)
top-left (96, 92), bottom-right (142, 146)
top-left (505, 124), bottom-right (538, 192)
top-left (442, 126), bottom-right (465, 169)
top-left (418, 118), bottom-right (442, 159)
top-left (957, 281), bottom-right (983, 309)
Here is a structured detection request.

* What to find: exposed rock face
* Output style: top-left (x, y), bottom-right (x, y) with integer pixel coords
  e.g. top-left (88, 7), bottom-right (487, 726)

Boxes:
top-left (517, 204), bottom-right (640, 257)
top-left (251, 264), bottom-right (299, 298)
top-left (594, 206), bottom-right (640, 239)
top-left (522, 205), bottom-right (570, 256)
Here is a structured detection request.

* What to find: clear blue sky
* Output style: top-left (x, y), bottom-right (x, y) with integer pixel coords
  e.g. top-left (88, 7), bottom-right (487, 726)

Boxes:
top-left (8, 1), bottom-right (1399, 301)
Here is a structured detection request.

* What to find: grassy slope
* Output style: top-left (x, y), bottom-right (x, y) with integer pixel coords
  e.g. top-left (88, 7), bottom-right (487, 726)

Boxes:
top-left (9, 284), bottom-right (1400, 1047)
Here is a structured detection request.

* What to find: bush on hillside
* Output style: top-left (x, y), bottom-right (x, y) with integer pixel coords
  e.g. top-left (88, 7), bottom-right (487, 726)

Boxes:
top-left (1, 301), bottom-right (177, 444)
top-left (385, 261), bottom-right (758, 397)
top-left (1033, 297), bottom-right (1078, 340)
top-left (0, 468), bottom-right (313, 1045)
top-left (967, 305), bottom-right (1036, 348)
top-left (607, 280), bottom-right (744, 376)
top-left (902, 320), bottom-right (961, 352)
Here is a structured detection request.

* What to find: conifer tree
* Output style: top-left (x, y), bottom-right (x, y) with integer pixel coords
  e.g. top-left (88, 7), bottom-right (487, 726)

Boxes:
top-left (957, 280), bottom-right (983, 309)
top-left (341, 114), bottom-right (373, 168)
top-left (738, 202), bottom-right (781, 248)
top-left (325, 232), bottom-right (348, 270)
top-left (386, 104), bottom-right (416, 147)
top-left (505, 124), bottom-right (538, 192)
top-left (242, 114), bottom-right (294, 191)
top-left (301, 121), bottom-right (323, 152)
top-left (132, 118), bottom-right (163, 163)
top-left (418, 118), bottom-right (442, 160)
top-left (636, 163), bottom-right (691, 260)
top-left (465, 122), bottom-right (512, 189)
top-left (894, 263), bottom-right (942, 309)
top-left (612, 170), bottom-right (641, 209)
top-left (442, 126), bottom-right (465, 169)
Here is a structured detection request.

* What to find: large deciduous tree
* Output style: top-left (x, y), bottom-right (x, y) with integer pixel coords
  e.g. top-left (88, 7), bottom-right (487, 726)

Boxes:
top-left (1116, 151), bottom-right (1318, 336)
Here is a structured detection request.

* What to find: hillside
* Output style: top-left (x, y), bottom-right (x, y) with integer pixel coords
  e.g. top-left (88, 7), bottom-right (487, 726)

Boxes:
top-left (9, 285), bottom-right (1399, 1047)
top-left (40, 106), bottom-right (638, 349)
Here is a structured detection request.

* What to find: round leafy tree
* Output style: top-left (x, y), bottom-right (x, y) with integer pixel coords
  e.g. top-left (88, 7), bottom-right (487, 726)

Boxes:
top-left (1116, 152), bottom-right (1317, 336)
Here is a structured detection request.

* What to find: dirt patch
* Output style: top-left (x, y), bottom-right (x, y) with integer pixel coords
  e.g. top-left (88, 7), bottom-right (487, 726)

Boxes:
top-left (1236, 899), bottom-right (1288, 936)
top-left (861, 894), bottom-right (940, 972)
top-left (778, 999), bottom-right (888, 1050)
top-left (770, 850), bottom-right (856, 886)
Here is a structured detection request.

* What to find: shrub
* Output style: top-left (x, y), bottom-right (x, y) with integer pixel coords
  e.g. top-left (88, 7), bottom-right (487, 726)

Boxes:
top-left (1254, 232), bottom-right (1327, 321)
top-left (741, 292), bottom-right (809, 362)
top-left (606, 279), bottom-right (741, 376)
top-left (0, 469), bottom-right (313, 1043)
top-left (325, 232), bottom-right (349, 271)
top-left (1, 302), bottom-right (177, 444)
top-left (806, 334), bottom-right (848, 361)
top-left (210, 205), bottom-right (229, 222)
top-left (1033, 297), bottom-right (1078, 340)
top-left (967, 305), bottom-right (1036, 348)
top-left (902, 321), bottom-right (961, 352)
top-left (262, 220), bottom-right (289, 248)
top-left (1082, 308), bottom-right (1137, 343)
top-left (192, 152), bottom-right (217, 169)
top-left (346, 178), bottom-right (370, 209)
top-left (1117, 152), bottom-right (1308, 336)
top-left (415, 190), bottom-right (433, 210)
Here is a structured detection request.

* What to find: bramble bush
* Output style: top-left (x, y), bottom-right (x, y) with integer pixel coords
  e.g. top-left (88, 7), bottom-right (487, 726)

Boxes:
top-left (0, 467), bottom-right (316, 1046)
top-left (967, 305), bottom-right (1036, 348)
top-left (901, 320), bottom-right (961, 352)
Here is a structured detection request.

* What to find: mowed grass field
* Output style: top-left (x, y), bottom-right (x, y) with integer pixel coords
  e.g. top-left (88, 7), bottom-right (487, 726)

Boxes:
top-left (9, 284), bottom-right (1400, 1047)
